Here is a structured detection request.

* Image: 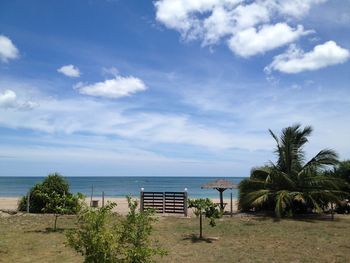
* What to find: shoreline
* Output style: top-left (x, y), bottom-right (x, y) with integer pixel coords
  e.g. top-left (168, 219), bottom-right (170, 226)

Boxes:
top-left (0, 197), bottom-right (238, 215)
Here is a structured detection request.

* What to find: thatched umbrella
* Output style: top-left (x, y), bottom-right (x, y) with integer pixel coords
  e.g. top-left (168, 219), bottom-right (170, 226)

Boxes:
top-left (201, 179), bottom-right (238, 211)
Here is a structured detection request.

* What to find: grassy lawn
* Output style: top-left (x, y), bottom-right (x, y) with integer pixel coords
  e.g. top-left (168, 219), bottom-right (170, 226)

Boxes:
top-left (0, 213), bottom-right (350, 262)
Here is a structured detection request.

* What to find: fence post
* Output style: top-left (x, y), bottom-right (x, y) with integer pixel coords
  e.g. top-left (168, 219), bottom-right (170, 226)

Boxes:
top-left (163, 192), bottom-right (166, 214)
top-left (90, 185), bottom-right (94, 207)
top-left (230, 192), bottom-right (233, 217)
top-left (140, 188), bottom-right (144, 212)
top-left (26, 191), bottom-right (30, 213)
top-left (102, 191), bottom-right (105, 207)
top-left (184, 188), bottom-right (188, 217)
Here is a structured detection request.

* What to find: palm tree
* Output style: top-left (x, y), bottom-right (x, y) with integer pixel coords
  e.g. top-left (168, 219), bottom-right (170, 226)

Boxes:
top-left (239, 124), bottom-right (347, 217)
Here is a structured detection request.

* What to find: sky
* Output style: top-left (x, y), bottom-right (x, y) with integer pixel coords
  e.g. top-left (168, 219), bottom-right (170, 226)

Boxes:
top-left (0, 0), bottom-right (349, 177)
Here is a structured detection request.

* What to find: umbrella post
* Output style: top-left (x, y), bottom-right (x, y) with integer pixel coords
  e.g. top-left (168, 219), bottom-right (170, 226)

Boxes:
top-left (219, 189), bottom-right (224, 212)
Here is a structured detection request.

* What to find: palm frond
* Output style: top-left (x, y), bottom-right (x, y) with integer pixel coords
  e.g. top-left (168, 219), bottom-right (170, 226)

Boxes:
top-left (301, 149), bottom-right (339, 173)
top-left (305, 195), bottom-right (323, 213)
top-left (239, 189), bottom-right (271, 210)
top-left (250, 167), bottom-right (271, 181)
top-left (268, 164), bottom-right (296, 189)
top-left (275, 190), bottom-right (292, 218)
top-left (289, 191), bottom-right (305, 203)
top-left (302, 175), bottom-right (343, 190)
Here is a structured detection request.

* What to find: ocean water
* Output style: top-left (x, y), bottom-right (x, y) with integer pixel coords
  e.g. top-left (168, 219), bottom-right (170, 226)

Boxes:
top-left (0, 177), bottom-right (245, 199)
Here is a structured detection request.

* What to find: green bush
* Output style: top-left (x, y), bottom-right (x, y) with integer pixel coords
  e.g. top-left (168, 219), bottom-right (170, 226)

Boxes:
top-left (18, 173), bottom-right (84, 214)
top-left (66, 197), bottom-right (166, 263)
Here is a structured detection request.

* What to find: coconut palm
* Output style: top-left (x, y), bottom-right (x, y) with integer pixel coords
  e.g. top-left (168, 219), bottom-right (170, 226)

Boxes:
top-left (239, 124), bottom-right (347, 217)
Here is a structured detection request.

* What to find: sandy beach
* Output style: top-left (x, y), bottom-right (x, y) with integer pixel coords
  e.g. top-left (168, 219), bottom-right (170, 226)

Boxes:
top-left (0, 197), bottom-right (238, 216)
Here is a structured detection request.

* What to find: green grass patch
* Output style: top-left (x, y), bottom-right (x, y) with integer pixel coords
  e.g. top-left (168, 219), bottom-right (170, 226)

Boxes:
top-left (1, 214), bottom-right (350, 262)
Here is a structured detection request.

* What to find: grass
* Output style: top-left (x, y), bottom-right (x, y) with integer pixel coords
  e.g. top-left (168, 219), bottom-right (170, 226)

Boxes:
top-left (0, 213), bottom-right (350, 262)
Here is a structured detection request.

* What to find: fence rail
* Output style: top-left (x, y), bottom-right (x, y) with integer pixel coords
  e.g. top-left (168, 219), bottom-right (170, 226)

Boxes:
top-left (140, 190), bottom-right (188, 216)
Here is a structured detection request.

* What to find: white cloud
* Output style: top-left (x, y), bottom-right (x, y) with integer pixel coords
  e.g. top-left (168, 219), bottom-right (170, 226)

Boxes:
top-left (154, 0), bottom-right (327, 58)
top-left (275, 0), bottom-right (327, 18)
top-left (232, 3), bottom-right (270, 29)
top-left (0, 90), bottom-right (17, 108)
top-left (266, 41), bottom-right (350, 73)
top-left (57, 64), bottom-right (81, 77)
top-left (74, 76), bottom-right (147, 99)
top-left (154, 0), bottom-right (229, 33)
top-left (228, 23), bottom-right (308, 57)
top-left (102, 67), bottom-right (119, 77)
top-left (202, 6), bottom-right (236, 45)
top-left (0, 89), bottom-right (38, 110)
top-left (0, 35), bottom-right (19, 62)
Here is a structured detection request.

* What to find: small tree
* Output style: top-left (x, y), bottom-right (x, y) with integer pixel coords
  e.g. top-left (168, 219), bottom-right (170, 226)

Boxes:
top-left (42, 192), bottom-right (70, 231)
top-left (18, 173), bottom-right (83, 214)
top-left (188, 198), bottom-right (221, 239)
top-left (66, 197), bottom-right (166, 263)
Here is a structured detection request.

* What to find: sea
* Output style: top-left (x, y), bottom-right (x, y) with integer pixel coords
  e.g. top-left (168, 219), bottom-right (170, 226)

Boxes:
top-left (0, 177), bottom-right (245, 199)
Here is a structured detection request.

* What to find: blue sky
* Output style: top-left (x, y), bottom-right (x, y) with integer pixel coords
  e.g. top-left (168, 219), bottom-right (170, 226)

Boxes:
top-left (0, 0), bottom-right (349, 177)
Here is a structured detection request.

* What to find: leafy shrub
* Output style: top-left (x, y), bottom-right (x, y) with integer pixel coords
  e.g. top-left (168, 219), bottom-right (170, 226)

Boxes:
top-left (66, 203), bottom-right (119, 262)
top-left (18, 173), bottom-right (83, 214)
top-left (66, 196), bottom-right (166, 263)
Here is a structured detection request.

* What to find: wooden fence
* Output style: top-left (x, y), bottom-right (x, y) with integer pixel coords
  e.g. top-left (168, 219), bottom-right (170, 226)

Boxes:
top-left (140, 190), bottom-right (188, 216)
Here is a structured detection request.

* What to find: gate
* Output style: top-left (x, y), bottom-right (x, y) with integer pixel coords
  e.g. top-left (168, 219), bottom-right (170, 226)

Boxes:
top-left (140, 190), bottom-right (188, 216)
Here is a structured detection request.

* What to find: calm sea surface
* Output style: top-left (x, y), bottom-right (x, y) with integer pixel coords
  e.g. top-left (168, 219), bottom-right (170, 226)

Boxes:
top-left (0, 177), bottom-right (245, 198)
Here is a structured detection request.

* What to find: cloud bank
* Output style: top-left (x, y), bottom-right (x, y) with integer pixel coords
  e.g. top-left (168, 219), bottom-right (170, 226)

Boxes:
top-left (154, 0), bottom-right (322, 55)
top-left (154, 0), bottom-right (349, 72)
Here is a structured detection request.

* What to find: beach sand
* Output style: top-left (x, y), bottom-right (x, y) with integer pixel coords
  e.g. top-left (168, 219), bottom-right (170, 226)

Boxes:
top-left (0, 197), bottom-right (238, 216)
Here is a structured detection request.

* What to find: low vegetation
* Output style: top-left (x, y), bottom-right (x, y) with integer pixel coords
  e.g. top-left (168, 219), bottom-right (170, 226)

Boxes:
top-left (1, 213), bottom-right (350, 262)
top-left (66, 197), bottom-right (166, 263)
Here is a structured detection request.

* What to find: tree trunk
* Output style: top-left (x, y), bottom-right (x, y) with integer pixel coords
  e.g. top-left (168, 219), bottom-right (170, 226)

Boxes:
top-left (54, 214), bottom-right (58, 231)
